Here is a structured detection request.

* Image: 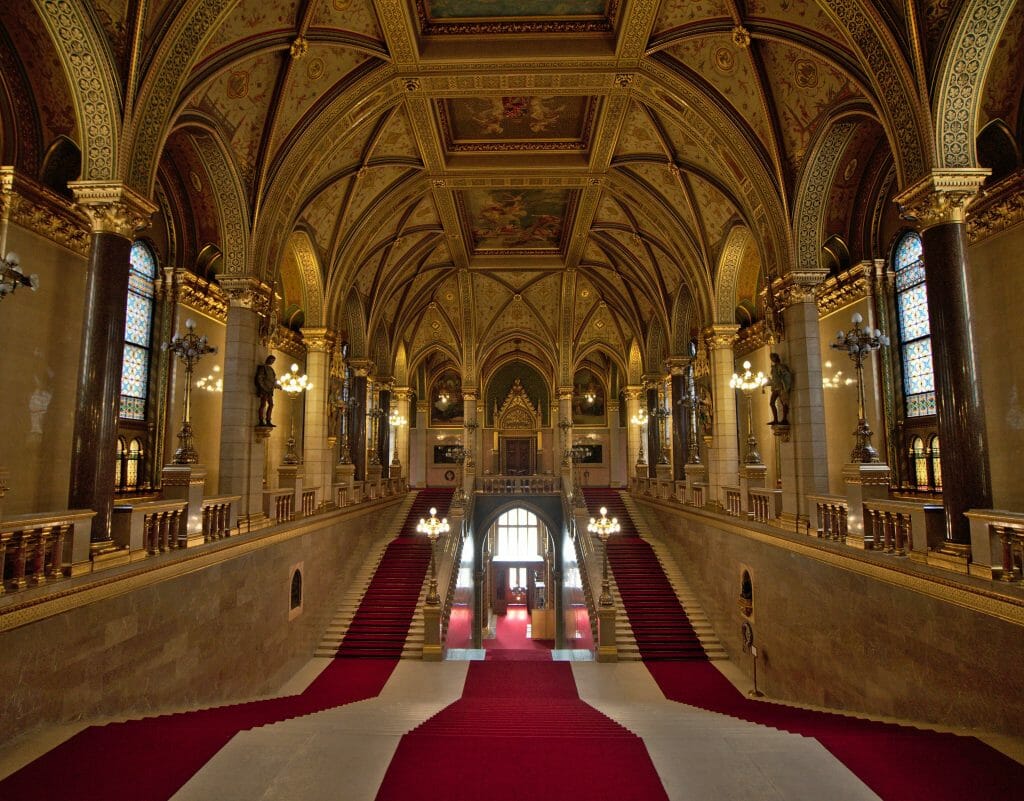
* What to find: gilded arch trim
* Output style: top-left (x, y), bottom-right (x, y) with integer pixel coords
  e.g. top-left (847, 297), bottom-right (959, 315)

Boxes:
top-left (715, 225), bottom-right (752, 324)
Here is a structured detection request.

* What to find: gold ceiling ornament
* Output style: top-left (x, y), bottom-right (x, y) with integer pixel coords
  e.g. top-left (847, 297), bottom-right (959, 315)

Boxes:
top-left (289, 36), bottom-right (309, 60)
top-left (968, 171), bottom-right (1024, 245)
top-left (731, 26), bottom-right (751, 48)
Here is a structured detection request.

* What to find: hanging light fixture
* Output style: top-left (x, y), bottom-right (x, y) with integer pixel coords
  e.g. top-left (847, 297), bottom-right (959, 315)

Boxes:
top-left (0, 252), bottom-right (39, 302)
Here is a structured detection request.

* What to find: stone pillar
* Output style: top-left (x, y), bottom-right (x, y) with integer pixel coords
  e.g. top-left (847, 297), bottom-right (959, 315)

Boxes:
top-left (409, 398), bottom-right (428, 487)
top-left (349, 363), bottom-right (371, 482)
top-left (644, 381), bottom-right (659, 478)
top-left (217, 278), bottom-right (272, 529)
top-left (301, 328), bottom-right (333, 507)
top-left (67, 183), bottom-right (156, 548)
top-left (392, 387), bottom-right (412, 481)
top-left (557, 389), bottom-right (574, 494)
top-left (607, 397), bottom-right (624, 487)
top-left (623, 387), bottom-right (644, 478)
top-left (667, 359), bottom-right (690, 481)
top-left (773, 277), bottom-right (830, 525)
top-left (706, 325), bottom-right (740, 509)
top-left (377, 384), bottom-right (392, 479)
top-left (896, 170), bottom-right (992, 546)
top-left (462, 389), bottom-right (477, 496)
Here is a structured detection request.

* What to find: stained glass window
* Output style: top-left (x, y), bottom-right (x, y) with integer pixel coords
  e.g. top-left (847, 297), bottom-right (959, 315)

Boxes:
top-left (894, 233), bottom-right (935, 417)
top-left (119, 241), bottom-right (157, 420)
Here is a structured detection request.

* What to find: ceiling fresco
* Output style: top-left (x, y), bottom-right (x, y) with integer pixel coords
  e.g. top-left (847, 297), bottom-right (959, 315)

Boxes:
top-left (438, 96), bottom-right (597, 152)
top-left (458, 188), bottom-right (573, 253)
top-left (5, 0), bottom-right (1017, 380)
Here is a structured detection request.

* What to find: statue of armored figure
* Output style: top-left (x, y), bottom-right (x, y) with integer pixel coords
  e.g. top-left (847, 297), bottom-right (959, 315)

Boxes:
top-left (767, 353), bottom-right (793, 425)
top-left (255, 355), bottom-right (278, 426)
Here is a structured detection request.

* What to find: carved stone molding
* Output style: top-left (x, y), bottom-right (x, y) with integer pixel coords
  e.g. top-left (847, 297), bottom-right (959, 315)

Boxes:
top-left (814, 263), bottom-right (870, 316)
top-left (219, 277), bottom-right (272, 316)
top-left (733, 322), bottom-right (773, 358)
top-left (664, 357), bottom-right (690, 376)
top-left (622, 386), bottom-right (644, 402)
top-left (348, 358), bottom-right (375, 378)
top-left (0, 168), bottom-right (90, 257)
top-left (168, 268), bottom-right (228, 322)
top-left (301, 327), bottom-right (336, 353)
top-left (69, 181), bottom-right (158, 238)
top-left (772, 272), bottom-right (828, 310)
top-left (703, 324), bottom-right (740, 350)
top-left (968, 170), bottom-right (1024, 244)
top-left (895, 169), bottom-right (990, 230)
top-left (273, 326), bottom-right (306, 360)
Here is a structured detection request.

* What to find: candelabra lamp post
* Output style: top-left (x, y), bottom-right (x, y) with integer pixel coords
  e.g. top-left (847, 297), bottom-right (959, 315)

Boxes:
top-left (450, 444), bottom-right (467, 505)
top-left (165, 319), bottom-right (217, 464)
top-left (655, 403), bottom-right (671, 466)
top-left (730, 361), bottom-right (768, 465)
top-left (389, 410), bottom-right (406, 469)
top-left (339, 398), bottom-right (358, 464)
top-left (277, 363), bottom-right (311, 465)
top-left (368, 406), bottom-right (386, 467)
top-left (631, 407), bottom-right (649, 466)
top-left (0, 251), bottom-right (39, 302)
top-left (571, 445), bottom-right (587, 507)
top-left (588, 507), bottom-right (620, 607)
top-left (832, 312), bottom-right (890, 463)
top-left (417, 507), bottom-right (450, 605)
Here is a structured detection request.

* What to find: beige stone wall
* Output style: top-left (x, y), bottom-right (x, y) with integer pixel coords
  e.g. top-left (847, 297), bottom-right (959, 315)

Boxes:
top-left (163, 308), bottom-right (226, 492)
top-left (968, 222), bottom-right (1024, 511)
top-left (818, 296), bottom-right (885, 494)
top-left (0, 225), bottom-right (87, 515)
top-left (0, 501), bottom-right (402, 746)
top-left (643, 500), bottom-right (1024, 737)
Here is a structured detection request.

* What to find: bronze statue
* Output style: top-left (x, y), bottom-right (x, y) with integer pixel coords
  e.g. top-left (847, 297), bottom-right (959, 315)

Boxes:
top-left (255, 355), bottom-right (278, 426)
top-left (767, 352), bottom-right (793, 425)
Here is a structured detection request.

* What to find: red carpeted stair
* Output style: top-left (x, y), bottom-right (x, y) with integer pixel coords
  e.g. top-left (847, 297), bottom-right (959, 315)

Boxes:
top-left (584, 487), bottom-right (1024, 801)
top-left (584, 487), bottom-right (706, 661)
top-left (336, 488), bottom-right (454, 658)
top-left (375, 661), bottom-right (669, 801)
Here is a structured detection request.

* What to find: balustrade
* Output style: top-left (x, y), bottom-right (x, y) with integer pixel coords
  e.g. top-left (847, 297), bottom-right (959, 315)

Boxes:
top-left (748, 488), bottom-right (781, 523)
top-left (809, 495), bottom-right (848, 542)
top-left (966, 510), bottom-right (1024, 582)
top-left (478, 475), bottom-right (560, 494)
top-left (0, 519), bottom-right (74, 591)
top-left (112, 499), bottom-right (187, 558)
top-left (690, 482), bottom-right (706, 508)
top-left (724, 487), bottom-right (742, 517)
top-left (301, 488), bottom-right (318, 516)
top-left (201, 495), bottom-right (238, 542)
top-left (263, 488), bottom-right (295, 524)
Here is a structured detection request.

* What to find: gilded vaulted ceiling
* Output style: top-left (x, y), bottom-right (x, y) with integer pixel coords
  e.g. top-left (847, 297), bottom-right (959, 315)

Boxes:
top-left (2, 0), bottom-right (1021, 378)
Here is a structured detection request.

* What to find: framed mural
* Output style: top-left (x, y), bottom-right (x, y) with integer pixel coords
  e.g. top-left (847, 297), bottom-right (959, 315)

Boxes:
top-left (430, 369), bottom-right (464, 426)
top-left (433, 444), bottom-right (463, 464)
top-left (572, 367), bottom-right (605, 425)
top-left (572, 444), bottom-right (602, 463)
top-left (437, 96), bottom-right (597, 152)
top-left (458, 188), bottom-right (573, 254)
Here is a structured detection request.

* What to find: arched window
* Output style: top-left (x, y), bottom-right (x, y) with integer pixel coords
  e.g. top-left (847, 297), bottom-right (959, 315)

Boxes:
top-left (495, 507), bottom-right (540, 561)
top-left (929, 435), bottom-right (942, 491)
top-left (894, 232), bottom-right (935, 417)
top-left (910, 436), bottom-right (928, 489)
top-left (119, 241), bottom-right (157, 420)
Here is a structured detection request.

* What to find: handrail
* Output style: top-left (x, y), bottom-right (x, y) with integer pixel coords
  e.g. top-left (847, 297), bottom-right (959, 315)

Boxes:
top-left (966, 509), bottom-right (1024, 581)
top-left (0, 509), bottom-right (96, 592)
top-left (564, 493), bottom-right (601, 647)
top-left (478, 475), bottom-right (561, 494)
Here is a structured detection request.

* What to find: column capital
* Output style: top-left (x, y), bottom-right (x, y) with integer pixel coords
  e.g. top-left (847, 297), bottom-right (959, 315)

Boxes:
top-left (70, 181), bottom-right (157, 238)
top-left (0, 167), bottom-right (91, 256)
top-left (348, 358), bottom-right (375, 377)
top-left (702, 324), bottom-right (740, 350)
top-left (392, 386), bottom-right (412, 401)
top-left (895, 168), bottom-right (990, 230)
top-left (622, 385), bottom-right (644, 402)
top-left (462, 389), bottom-right (479, 401)
top-left (664, 357), bottom-right (690, 376)
top-left (771, 272), bottom-right (828, 310)
top-left (301, 327), bottom-right (336, 353)
top-left (219, 277), bottom-right (273, 314)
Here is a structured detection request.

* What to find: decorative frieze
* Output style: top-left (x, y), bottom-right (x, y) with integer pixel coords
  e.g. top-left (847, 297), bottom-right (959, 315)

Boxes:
top-left (702, 324), bottom-right (739, 350)
top-left (219, 277), bottom-right (272, 316)
top-left (273, 326), bottom-right (306, 361)
top-left (166, 268), bottom-right (228, 322)
top-left (771, 272), bottom-right (827, 311)
top-left (814, 263), bottom-right (871, 316)
top-left (0, 168), bottom-right (90, 257)
top-left (733, 321), bottom-right (773, 358)
top-left (968, 170), bottom-right (1024, 244)
top-left (301, 327), bottom-right (336, 354)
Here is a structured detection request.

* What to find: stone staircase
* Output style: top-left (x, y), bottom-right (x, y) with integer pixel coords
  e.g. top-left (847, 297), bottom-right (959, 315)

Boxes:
top-left (582, 487), bottom-right (727, 662)
top-left (314, 490), bottom-right (454, 660)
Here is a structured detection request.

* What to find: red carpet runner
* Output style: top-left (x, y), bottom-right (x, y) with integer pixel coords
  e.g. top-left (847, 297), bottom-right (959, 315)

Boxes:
top-left (583, 487), bottom-right (1024, 801)
top-left (337, 488), bottom-right (453, 658)
top-left (482, 604), bottom-right (553, 661)
top-left (375, 661), bottom-right (669, 801)
top-left (0, 489), bottom-right (454, 801)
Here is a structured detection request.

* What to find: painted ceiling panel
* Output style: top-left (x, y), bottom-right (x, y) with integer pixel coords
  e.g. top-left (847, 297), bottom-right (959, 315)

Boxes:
top-left (90, 0), bottom-right (130, 58)
top-left (521, 273), bottom-right (562, 338)
top-left (310, 0), bottom-right (385, 41)
top-left (201, 0), bottom-right (299, 61)
top-left (824, 119), bottom-right (884, 241)
top-left (615, 100), bottom-right (668, 159)
top-left (4, 3), bottom-right (77, 146)
top-left (652, 0), bottom-right (731, 36)
top-left (979, 2), bottom-right (1024, 131)
top-left (194, 52), bottom-right (281, 193)
top-left (687, 174), bottom-right (739, 258)
top-left (162, 131), bottom-right (220, 249)
top-left (758, 41), bottom-right (858, 180)
top-left (664, 36), bottom-right (774, 158)
top-left (369, 105), bottom-right (421, 161)
top-left (344, 164), bottom-right (417, 234)
top-left (272, 44), bottom-right (375, 151)
top-left (747, 0), bottom-right (849, 46)
top-left (299, 174), bottom-right (353, 255)
top-left (472, 272), bottom-right (514, 340)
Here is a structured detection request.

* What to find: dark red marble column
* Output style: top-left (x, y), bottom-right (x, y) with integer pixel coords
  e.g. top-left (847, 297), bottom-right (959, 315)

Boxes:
top-left (921, 222), bottom-right (992, 543)
top-left (671, 373), bottom-right (687, 480)
top-left (67, 231), bottom-right (132, 543)
top-left (351, 375), bottom-right (367, 481)
top-left (378, 388), bottom-right (391, 479)
top-left (646, 386), bottom-right (658, 478)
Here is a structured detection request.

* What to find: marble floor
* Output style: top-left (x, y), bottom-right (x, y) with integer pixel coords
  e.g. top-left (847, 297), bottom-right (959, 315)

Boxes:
top-left (166, 656), bottom-right (881, 801)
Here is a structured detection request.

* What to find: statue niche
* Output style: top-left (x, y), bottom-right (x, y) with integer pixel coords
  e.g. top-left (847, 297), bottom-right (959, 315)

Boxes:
top-left (494, 378), bottom-right (539, 475)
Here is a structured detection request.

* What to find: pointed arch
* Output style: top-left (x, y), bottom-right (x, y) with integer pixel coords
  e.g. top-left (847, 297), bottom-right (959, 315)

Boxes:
top-left (714, 225), bottom-right (751, 323)
top-left (646, 317), bottom-right (667, 372)
top-left (393, 340), bottom-right (409, 386)
top-left (935, 0), bottom-right (1019, 169)
top-left (344, 289), bottom-right (368, 359)
top-left (671, 284), bottom-right (696, 355)
top-left (288, 231), bottom-right (324, 328)
top-left (792, 121), bottom-right (858, 273)
top-left (371, 323), bottom-right (391, 377)
top-left (31, 0), bottom-right (121, 181)
top-left (188, 123), bottom-right (250, 277)
top-left (627, 339), bottom-right (644, 385)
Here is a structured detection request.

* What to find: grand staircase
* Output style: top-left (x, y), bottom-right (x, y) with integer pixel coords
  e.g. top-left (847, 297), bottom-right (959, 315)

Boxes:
top-left (316, 488), bottom-right (454, 659)
top-left (582, 487), bottom-right (726, 661)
